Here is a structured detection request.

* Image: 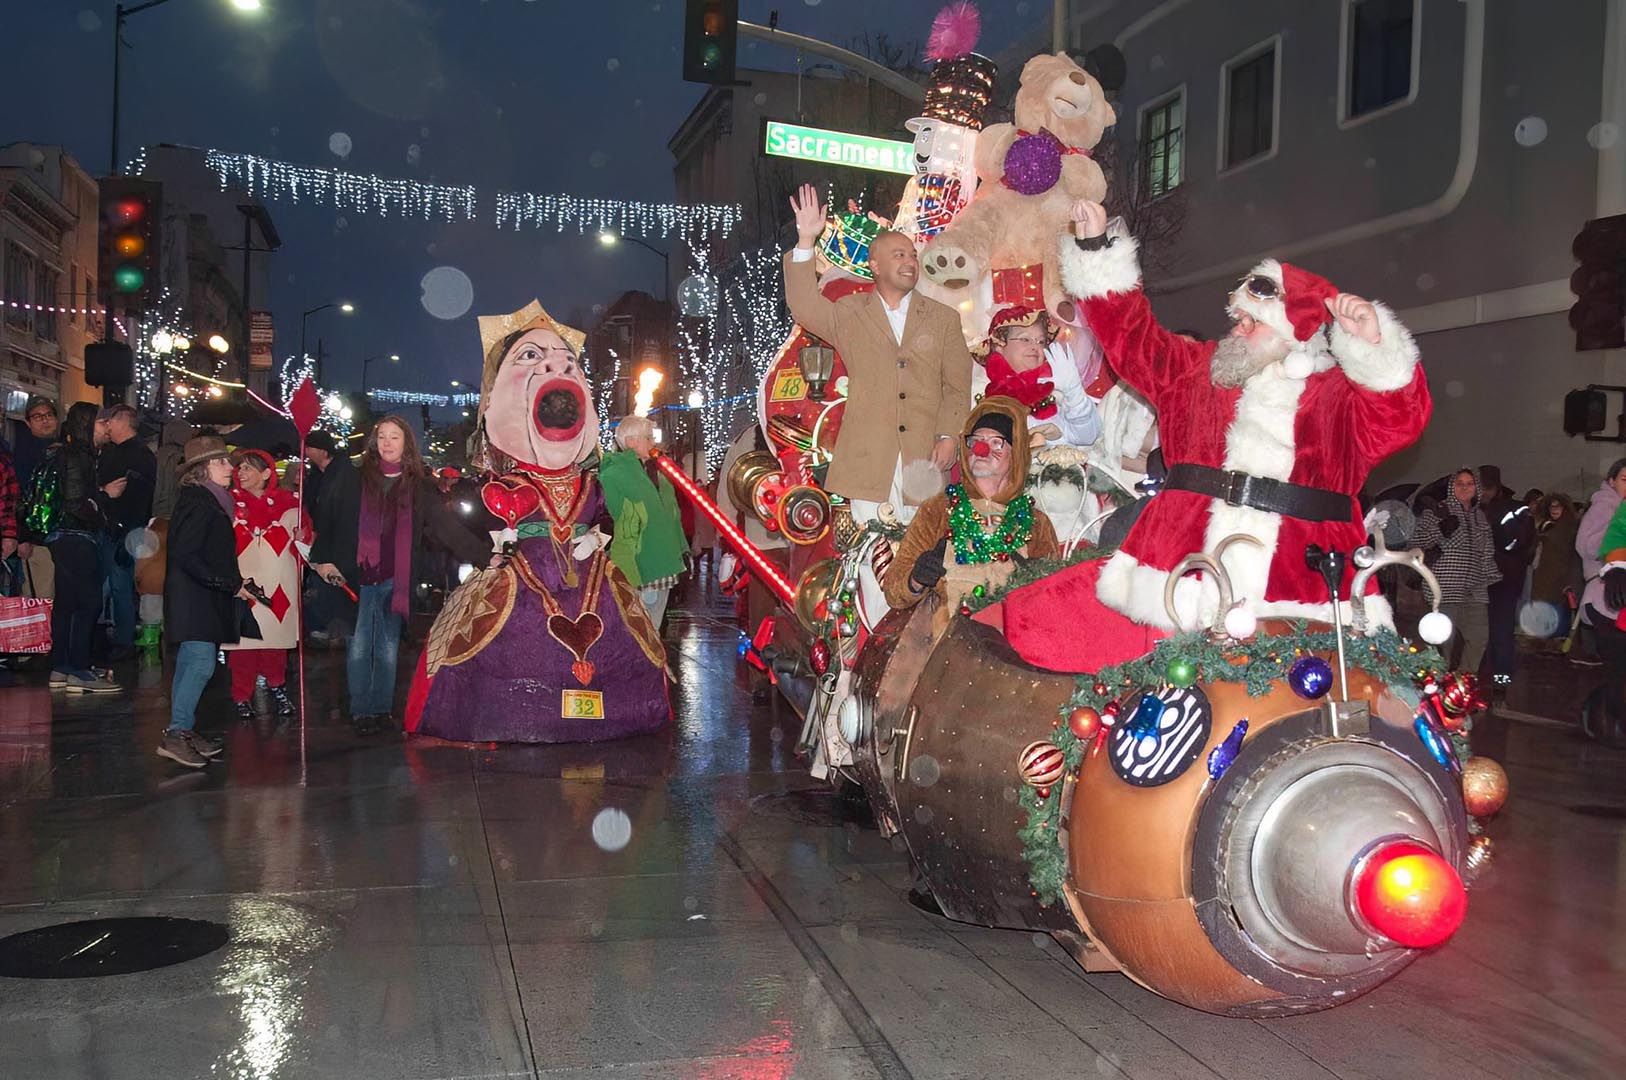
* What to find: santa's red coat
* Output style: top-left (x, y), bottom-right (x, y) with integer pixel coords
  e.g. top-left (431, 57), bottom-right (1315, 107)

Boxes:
top-left (1079, 281), bottom-right (1430, 627)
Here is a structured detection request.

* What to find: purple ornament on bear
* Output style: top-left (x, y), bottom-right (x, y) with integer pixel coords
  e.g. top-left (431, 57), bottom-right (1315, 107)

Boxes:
top-left (1002, 130), bottom-right (1064, 196)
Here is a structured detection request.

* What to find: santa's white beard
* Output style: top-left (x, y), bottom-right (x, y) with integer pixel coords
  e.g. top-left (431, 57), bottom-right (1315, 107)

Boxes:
top-left (1211, 334), bottom-right (1292, 388)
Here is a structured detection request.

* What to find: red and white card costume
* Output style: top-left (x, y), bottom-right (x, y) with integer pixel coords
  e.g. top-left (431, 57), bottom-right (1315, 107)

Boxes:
top-left (1056, 228), bottom-right (1431, 629)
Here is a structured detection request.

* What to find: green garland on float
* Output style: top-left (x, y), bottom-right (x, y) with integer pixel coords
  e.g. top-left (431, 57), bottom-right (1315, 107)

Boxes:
top-left (1018, 623), bottom-right (1445, 905)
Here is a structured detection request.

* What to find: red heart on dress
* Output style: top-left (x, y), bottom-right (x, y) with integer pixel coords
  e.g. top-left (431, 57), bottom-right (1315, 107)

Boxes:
top-left (548, 611), bottom-right (604, 685)
top-left (481, 478), bottom-right (541, 526)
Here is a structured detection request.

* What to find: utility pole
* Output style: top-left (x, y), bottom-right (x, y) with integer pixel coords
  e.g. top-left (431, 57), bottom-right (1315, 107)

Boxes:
top-left (1053, 0), bottom-right (1069, 52)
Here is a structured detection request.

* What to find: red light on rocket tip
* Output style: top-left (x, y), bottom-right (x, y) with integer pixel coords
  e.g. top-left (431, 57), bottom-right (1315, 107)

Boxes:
top-left (1351, 840), bottom-right (1467, 949)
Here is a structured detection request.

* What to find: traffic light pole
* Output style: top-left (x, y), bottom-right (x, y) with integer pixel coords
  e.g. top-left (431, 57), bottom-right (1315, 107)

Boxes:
top-left (109, 0), bottom-right (179, 176)
top-left (736, 21), bottom-right (924, 105)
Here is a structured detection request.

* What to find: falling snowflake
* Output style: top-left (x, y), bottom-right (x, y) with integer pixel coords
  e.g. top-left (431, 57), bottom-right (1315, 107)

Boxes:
top-left (1513, 116), bottom-right (1548, 147)
top-left (76, 9), bottom-right (101, 31)
top-left (420, 266), bottom-right (474, 320)
top-left (1589, 122), bottom-right (1620, 150)
top-left (606, 58), bottom-right (620, 72)
top-left (328, 132), bottom-right (353, 159)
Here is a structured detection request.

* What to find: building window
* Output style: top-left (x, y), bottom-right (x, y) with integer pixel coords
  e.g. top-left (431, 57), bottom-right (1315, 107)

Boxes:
top-left (3, 243), bottom-right (33, 333)
top-left (1346, 0), bottom-right (1416, 119)
top-left (1140, 91), bottom-right (1184, 199)
top-left (1222, 41), bottom-right (1278, 171)
top-left (35, 266), bottom-right (58, 343)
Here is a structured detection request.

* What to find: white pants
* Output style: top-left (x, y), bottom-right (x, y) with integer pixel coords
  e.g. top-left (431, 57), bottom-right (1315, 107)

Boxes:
top-left (640, 585), bottom-right (670, 627)
top-left (848, 456), bottom-right (918, 526)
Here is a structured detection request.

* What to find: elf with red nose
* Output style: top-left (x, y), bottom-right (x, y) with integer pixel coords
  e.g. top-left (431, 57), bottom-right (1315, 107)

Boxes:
top-left (1057, 200), bottom-right (1431, 629)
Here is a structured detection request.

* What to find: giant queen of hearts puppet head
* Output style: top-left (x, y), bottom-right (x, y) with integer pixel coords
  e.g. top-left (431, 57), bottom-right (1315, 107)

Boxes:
top-left (473, 301), bottom-right (597, 473)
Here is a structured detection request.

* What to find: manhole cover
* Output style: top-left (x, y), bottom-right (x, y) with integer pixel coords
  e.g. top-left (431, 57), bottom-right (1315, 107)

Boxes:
top-left (0, 917), bottom-right (229, 979)
top-left (1570, 804), bottom-right (1626, 820)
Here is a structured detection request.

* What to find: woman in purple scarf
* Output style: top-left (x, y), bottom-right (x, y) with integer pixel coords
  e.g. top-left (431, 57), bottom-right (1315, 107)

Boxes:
top-left (309, 417), bottom-right (497, 735)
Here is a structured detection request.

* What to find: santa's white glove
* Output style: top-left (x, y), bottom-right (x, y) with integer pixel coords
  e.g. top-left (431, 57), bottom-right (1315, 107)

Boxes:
top-left (717, 551), bottom-right (737, 581)
top-left (572, 526), bottom-right (610, 561)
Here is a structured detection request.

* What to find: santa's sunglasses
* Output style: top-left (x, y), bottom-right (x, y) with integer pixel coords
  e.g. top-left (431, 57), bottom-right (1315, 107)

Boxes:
top-left (1239, 274), bottom-right (1280, 301)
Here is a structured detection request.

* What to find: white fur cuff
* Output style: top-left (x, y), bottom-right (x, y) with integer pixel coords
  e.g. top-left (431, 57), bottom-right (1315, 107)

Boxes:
top-left (1330, 299), bottom-right (1419, 392)
top-left (1058, 229), bottom-right (1142, 302)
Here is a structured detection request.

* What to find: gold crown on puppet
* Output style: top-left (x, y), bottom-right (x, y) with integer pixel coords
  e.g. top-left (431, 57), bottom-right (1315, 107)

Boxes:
top-left (973, 304), bottom-right (1056, 362)
top-left (476, 300), bottom-right (587, 395)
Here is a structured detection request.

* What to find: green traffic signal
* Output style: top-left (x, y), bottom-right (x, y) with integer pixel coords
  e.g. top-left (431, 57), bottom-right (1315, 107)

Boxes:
top-left (112, 265), bottom-right (145, 293)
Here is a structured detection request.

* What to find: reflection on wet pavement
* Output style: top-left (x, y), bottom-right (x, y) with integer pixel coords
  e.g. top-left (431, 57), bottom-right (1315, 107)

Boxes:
top-left (1, 588), bottom-right (1623, 1079)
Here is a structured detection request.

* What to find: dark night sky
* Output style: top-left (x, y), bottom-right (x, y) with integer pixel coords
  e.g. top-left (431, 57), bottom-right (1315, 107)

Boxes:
top-left (4, 0), bottom-right (1042, 404)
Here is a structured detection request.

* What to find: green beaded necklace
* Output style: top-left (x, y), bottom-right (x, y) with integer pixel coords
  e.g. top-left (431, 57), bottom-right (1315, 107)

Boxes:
top-left (946, 483), bottom-right (1034, 565)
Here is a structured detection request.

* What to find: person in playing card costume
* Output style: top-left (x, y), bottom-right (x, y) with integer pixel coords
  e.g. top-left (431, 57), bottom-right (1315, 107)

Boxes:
top-left (405, 301), bottom-right (670, 743)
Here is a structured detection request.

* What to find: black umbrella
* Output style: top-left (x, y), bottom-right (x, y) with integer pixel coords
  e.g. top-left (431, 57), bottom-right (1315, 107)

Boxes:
top-left (224, 415), bottom-right (302, 457)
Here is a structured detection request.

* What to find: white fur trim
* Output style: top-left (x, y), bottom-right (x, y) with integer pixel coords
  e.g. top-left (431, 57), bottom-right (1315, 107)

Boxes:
top-left (1098, 549), bottom-right (1196, 629)
top-left (1329, 299), bottom-right (1419, 392)
top-left (1096, 549), bottom-right (1396, 631)
top-left (1058, 229), bottom-right (1142, 301)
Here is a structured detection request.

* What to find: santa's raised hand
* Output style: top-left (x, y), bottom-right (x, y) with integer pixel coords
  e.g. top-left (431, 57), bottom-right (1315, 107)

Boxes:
top-left (1069, 199), bottom-right (1108, 239)
top-left (1326, 293), bottom-right (1382, 345)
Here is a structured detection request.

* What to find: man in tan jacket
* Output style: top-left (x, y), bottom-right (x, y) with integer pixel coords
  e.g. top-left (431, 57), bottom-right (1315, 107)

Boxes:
top-left (883, 396), bottom-right (1059, 637)
top-left (785, 184), bottom-right (974, 523)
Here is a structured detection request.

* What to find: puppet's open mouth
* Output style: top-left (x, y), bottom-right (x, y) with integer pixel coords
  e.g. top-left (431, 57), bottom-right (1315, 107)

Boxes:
top-left (532, 379), bottom-right (586, 442)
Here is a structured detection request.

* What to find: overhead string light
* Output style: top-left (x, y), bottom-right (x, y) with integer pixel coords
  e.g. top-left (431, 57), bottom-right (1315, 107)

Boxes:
top-left (494, 190), bottom-right (741, 240)
top-left (204, 150), bottom-right (477, 221)
top-left (161, 148), bottom-right (742, 239)
top-left (367, 388), bottom-right (481, 407)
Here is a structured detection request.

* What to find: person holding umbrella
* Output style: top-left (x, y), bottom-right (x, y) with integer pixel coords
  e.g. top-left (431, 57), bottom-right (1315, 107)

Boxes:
top-left (223, 449), bottom-right (307, 721)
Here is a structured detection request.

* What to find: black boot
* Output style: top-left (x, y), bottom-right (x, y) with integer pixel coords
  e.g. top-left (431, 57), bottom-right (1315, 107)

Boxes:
top-left (268, 685), bottom-right (297, 717)
top-left (234, 700), bottom-right (255, 722)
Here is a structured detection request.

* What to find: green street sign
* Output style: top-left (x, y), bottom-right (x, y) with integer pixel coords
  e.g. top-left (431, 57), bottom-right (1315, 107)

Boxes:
top-left (762, 120), bottom-right (914, 176)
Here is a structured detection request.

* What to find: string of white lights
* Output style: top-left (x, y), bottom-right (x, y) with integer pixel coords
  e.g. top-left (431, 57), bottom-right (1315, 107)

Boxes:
top-left (366, 388), bottom-right (482, 407)
top-left (177, 148), bottom-right (741, 239)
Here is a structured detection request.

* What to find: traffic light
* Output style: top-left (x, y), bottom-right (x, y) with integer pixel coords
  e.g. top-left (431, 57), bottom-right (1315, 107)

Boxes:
top-left (1570, 214), bottom-right (1626, 350)
top-left (98, 177), bottom-right (162, 312)
top-left (683, 0), bottom-right (738, 85)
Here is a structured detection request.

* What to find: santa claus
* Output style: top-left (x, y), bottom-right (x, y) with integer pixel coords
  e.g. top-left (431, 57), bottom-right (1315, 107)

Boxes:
top-left (1057, 200), bottom-right (1431, 629)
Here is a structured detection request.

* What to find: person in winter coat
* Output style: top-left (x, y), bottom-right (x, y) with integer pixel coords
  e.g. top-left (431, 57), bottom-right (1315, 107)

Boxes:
top-left (1478, 465), bottom-right (1536, 691)
top-left (308, 416), bottom-right (497, 735)
top-left (159, 436), bottom-right (253, 768)
top-left (29, 402), bottom-right (122, 693)
top-left (222, 449), bottom-right (308, 721)
top-left (1412, 468), bottom-right (1500, 674)
top-left (601, 415), bottom-right (688, 627)
top-left (1529, 492), bottom-right (1581, 631)
top-left (304, 429), bottom-right (357, 645)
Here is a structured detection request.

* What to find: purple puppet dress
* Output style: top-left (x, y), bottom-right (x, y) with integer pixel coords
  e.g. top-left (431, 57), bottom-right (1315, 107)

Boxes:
top-left (406, 463), bottom-right (670, 742)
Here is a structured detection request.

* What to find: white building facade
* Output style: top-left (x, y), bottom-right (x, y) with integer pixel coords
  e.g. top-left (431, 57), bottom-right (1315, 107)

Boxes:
top-left (1055, 0), bottom-right (1626, 496)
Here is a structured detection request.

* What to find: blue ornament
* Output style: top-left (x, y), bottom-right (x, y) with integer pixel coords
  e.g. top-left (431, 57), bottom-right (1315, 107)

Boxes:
top-left (1206, 719), bottom-right (1249, 780)
top-left (1125, 694), bottom-right (1165, 740)
top-left (1413, 714), bottom-right (1461, 775)
top-left (1288, 656), bottom-right (1334, 699)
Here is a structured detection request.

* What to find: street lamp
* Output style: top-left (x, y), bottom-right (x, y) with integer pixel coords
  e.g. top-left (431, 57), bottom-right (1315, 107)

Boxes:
top-left (207, 333), bottom-right (230, 354)
top-left (597, 230), bottom-right (670, 302)
top-left (300, 301), bottom-right (354, 386)
top-left (110, 0), bottom-right (262, 175)
top-left (360, 351), bottom-right (399, 394)
top-left (449, 380), bottom-right (461, 388)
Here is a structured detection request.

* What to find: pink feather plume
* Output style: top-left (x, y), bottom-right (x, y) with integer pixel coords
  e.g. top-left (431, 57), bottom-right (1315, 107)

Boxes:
top-left (926, 2), bottom-right (981, 61)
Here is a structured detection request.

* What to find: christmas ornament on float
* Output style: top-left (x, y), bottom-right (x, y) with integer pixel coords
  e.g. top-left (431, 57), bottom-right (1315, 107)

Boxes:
top-left (1460, 756), bottom-right (1509, 818)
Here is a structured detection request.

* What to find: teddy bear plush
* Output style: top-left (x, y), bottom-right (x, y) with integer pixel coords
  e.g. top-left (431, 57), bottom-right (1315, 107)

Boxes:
top-left (920, 52), bottom-right (1116, 320)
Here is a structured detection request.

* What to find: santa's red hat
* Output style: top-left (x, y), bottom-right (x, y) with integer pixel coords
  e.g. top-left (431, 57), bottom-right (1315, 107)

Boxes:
top-left (1228, 259), bottom-right (1342, 344)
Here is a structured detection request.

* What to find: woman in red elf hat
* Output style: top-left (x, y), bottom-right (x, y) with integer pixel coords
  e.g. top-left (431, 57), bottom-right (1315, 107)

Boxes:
top-left (222, 448), bottom-right (309, 721)
top-left (974, 305), bottom-right (1101, 447)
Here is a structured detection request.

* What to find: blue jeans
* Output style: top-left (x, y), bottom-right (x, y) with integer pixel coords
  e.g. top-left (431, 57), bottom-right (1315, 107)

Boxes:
top-left (348, 580), bottom-right (402, 716)
top-left (170, 640), bottom-right (218, 733)
top-left (101, 533), bottom-right (137, 649)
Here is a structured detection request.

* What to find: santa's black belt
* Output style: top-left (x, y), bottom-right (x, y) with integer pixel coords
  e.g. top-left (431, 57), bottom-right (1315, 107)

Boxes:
top-left (1162, 464), bottom-right (1353, 522)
